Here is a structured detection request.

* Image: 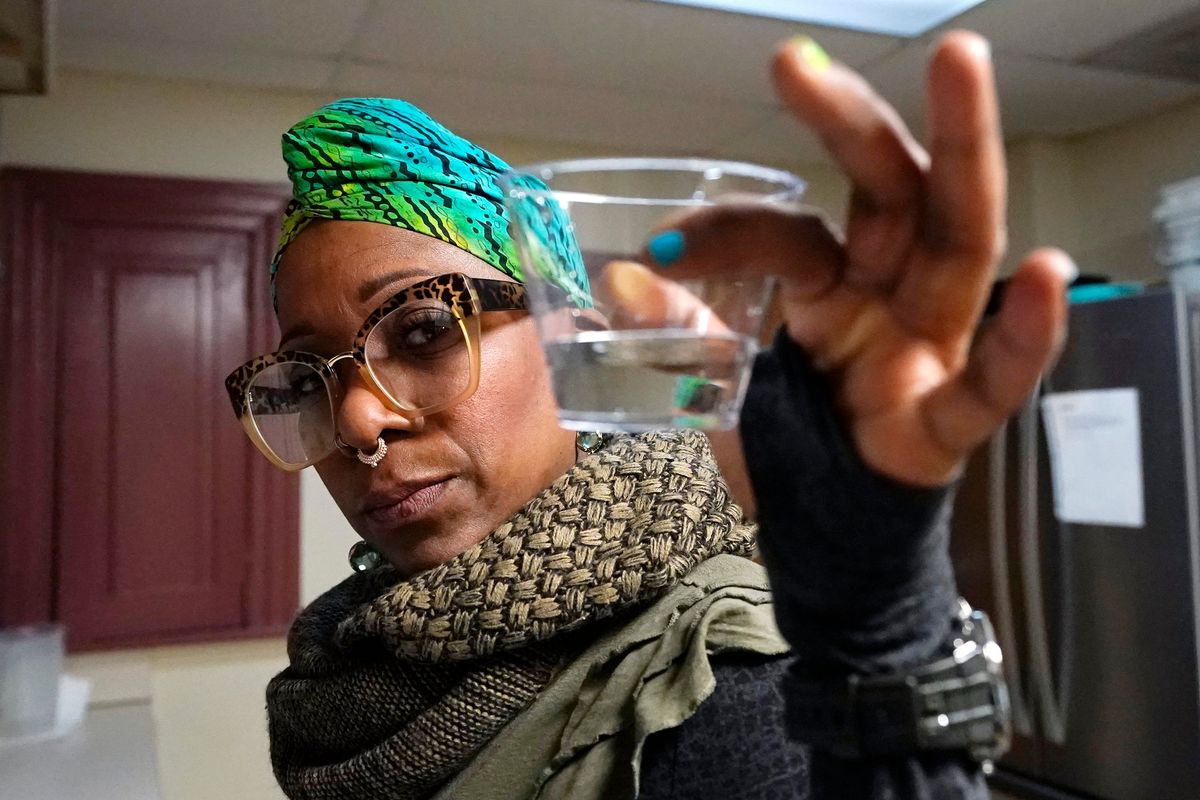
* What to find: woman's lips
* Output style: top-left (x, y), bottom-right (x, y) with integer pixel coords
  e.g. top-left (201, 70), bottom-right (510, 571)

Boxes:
top-left (363, 479), bottom-right (452, 529)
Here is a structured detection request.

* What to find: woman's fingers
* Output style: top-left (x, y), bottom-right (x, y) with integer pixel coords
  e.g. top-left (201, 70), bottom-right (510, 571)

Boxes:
top-left (599, 260), bottom-right (731, 334)
top-left (772, 37), bottom-right (929, 214)
top-left (924, 32), bottom-right (1006, 260)
top-left (638, 203), bottom-right (845, 298)
top-left (635, 205), bottom-right (858, 361)
top-left (772, 37), bottom-right (928, 291)
top-left (894, 31), bottom-right (1007, 340)
top-left (920, 248), bottom-right (1073, 457)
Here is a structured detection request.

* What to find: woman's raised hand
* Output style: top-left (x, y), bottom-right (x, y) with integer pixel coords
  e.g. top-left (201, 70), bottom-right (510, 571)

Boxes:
top-left (646, 31), bottom-right (1072, 488)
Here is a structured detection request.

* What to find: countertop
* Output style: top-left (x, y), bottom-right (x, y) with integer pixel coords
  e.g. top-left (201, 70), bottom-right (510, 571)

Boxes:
top-left (0, 703), bottom-right (161, 800)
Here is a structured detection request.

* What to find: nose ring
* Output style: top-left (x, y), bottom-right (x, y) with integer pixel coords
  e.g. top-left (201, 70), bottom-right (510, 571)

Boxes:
top-left (356, 437), bottom-right (387, 468)
top-left (336, 435), bottom-right (387, 468)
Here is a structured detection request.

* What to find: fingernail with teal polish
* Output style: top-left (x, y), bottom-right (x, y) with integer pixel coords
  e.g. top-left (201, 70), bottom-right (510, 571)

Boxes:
top-left (647, 230), bottom-right (685, 267)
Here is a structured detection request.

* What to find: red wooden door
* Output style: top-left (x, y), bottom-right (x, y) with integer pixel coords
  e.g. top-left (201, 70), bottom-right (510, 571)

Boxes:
top-left (1, 169), bottom-right (298, 650)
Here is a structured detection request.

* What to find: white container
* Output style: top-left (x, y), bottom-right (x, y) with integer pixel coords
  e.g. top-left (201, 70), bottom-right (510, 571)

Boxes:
top-left (1168, 264), bottom-right (1200, 293)
top-left (1154, 177), bottom-right (1200, 292)
top-left (1159, 174), bottom-right (1200, 207)
top-left (0, 624), bottom-right (64, 737)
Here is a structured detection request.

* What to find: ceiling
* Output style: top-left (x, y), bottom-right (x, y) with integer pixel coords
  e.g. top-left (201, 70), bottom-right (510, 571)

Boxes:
top-left (55, 0), bottom-right (1200, 166)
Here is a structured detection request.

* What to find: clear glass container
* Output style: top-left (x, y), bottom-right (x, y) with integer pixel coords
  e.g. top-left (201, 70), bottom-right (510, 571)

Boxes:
top-left (501, 157), bottom-right (804, 431)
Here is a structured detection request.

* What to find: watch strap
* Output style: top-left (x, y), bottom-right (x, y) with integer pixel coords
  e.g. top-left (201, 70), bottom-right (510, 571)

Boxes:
top-left (784, 605), bottom-right (1009, 761)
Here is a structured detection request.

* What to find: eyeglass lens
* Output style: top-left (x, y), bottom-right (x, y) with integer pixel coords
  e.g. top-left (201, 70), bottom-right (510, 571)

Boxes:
top-left (247, 361), bottom-right (336, 465)
top-left (362, 299), bottom-right (473, 410)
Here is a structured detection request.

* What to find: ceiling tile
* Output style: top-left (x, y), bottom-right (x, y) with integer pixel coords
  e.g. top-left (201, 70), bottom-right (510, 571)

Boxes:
top-left (941, 0), bottom-right (1200, 61)
top-left (863, 41), bottom-right (1200, 140)
top-left (51, 0), bottom-right (1200, 158)
top-left (331, 61), bottom-right (766, 155)
top-left (701, 109), bottom-right (830, 167)
top-left (57, 0), bottom-right (371, 58)
top-left (993, 58), bottom-right (1200, 136)
top-left (60, 35), bottom-right (337, 93)
top-left (345, 0), bottom-right (899, 106)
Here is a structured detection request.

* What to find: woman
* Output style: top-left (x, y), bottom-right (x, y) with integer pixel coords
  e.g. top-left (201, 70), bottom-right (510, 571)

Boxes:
top-left (227, 32), bottom-right (1072, 800)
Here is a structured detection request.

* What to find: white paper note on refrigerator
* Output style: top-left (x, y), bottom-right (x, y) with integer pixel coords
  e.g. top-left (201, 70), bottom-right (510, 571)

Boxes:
top-left (1040, 387), bottom-right (1145, 528)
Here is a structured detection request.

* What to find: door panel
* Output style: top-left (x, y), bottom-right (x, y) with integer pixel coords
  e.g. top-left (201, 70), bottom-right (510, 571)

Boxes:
top-left (57, 225), bottom-right (250, 643)
top-left (0, 168), bottom-right (297, 650)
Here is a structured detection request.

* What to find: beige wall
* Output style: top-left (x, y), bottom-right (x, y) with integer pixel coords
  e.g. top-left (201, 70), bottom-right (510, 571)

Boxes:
top-left (1004, 137), bottom-right (1081, 275)
top-left (1069, 97), bottom-right (1200, 281)
top-left (300, 470), bottom-right (362, 604)
top-left (1004, 96), bottom-right (1200, 282)
top-left (0, 71), bottom-right (330, 182)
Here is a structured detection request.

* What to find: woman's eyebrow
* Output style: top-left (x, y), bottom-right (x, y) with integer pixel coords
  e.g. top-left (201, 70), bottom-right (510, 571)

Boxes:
top-left (358, 268), bottom-right (429, 303)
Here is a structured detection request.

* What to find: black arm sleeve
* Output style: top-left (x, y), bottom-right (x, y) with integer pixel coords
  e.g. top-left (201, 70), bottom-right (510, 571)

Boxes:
top-left (737, 329), bottom-right (987, 799)
top-left (638, 653), bottom-right (809, 800)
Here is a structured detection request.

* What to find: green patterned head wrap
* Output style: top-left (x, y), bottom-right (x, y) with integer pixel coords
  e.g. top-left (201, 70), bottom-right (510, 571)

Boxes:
top-left (273, 97), bottom-right (588, 306)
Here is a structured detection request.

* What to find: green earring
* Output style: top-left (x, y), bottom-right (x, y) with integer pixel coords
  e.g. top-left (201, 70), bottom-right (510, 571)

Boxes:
top-left (575, 431), bottom-right (610, 455)
top-left (348, 541), bottom-right (383, 573)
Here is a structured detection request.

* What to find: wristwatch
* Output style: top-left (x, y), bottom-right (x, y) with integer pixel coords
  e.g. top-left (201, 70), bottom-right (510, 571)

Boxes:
top-left (785, 599), bottom-right (1011, 770)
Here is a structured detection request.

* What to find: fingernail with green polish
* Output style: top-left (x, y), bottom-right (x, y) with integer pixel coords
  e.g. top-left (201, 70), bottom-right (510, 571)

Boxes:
top-left (792, 35), bottom-right (832, 72)
top-left (647, 229), bottom-right (685, 267)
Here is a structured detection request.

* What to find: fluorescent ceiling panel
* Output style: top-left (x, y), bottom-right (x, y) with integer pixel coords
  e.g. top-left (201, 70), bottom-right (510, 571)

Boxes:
top-left (647, 0), bottom-right (990, 37)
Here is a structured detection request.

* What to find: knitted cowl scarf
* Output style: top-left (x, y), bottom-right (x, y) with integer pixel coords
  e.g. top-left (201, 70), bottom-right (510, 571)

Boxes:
top-left (267, 430), bottom-right (756, 800)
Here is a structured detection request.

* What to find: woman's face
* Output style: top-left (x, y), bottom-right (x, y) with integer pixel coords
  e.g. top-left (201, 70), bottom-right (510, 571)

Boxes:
top-left (274, 220), bottom-right (577, 576)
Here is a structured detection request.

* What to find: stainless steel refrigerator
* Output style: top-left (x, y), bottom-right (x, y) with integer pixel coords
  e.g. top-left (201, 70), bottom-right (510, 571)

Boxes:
top-left (950, 288), bottom-right (1200, 800)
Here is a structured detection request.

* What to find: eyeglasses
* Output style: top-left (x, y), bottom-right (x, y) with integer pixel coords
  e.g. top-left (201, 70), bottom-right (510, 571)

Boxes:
top-left (225, 272), bottom-right (526, 471)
